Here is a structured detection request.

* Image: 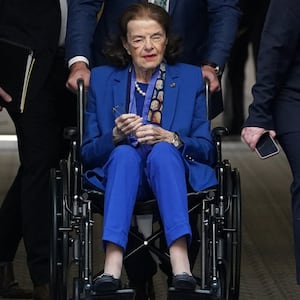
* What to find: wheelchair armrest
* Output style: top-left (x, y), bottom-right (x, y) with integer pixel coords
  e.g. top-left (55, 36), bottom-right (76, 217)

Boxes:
top-left (212, 126), bottom-right (229, 163)
top-left (63, 126), bottom-right (78, 140)
top-left (212, 126), bottom-right (229, 140)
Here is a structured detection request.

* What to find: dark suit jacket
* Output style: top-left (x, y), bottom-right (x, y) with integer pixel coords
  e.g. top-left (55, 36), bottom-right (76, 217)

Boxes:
top-left (81, 63), bottom-right (218, 192)
top-left (243, 0), bottom-right (300, 135)
top-left (0, 0), bottom-right (62, 103)
top-left (66, 0), bottom-right (240, 68)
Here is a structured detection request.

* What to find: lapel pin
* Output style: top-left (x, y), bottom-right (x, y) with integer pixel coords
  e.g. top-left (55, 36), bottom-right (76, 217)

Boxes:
top-left (170, 82), bottom-right (176, 88)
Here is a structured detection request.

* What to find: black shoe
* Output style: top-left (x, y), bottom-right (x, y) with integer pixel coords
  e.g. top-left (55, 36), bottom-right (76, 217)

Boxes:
top-left (172, 273), bottom-right (196, 291)
top-left (0, 262), bottom-right (33, 299)
top-left (0, 282), bottom-right (33, 299)
top-left (92, 274), bottom-right (121, 293)
top-left (130, 278), bottom-right (155, 300)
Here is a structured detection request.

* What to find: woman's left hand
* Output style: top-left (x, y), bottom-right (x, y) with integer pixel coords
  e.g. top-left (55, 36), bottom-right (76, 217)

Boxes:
top-left (136, 124), bottom-right (173, 145)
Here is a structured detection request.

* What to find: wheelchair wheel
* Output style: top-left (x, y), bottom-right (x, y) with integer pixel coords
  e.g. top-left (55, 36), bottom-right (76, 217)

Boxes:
top-left (50, 160), bottom-right (70, 300)
top-left (221, 166), bottom-right (241, 300)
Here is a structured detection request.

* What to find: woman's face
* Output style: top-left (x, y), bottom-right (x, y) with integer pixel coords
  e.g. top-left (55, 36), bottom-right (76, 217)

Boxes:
top-left (123, 18), bottom-right (168, 78)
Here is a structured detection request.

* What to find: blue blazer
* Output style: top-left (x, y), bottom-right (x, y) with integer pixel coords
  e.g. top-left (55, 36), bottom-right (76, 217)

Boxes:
top-left (66, 0), bottom-right (240, 68)
top-left (81, 63), bottom-right (218, 192)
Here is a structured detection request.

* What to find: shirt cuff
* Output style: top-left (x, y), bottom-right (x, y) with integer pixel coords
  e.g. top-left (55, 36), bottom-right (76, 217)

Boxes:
top-left (68, 56), bottom-right (89, 69)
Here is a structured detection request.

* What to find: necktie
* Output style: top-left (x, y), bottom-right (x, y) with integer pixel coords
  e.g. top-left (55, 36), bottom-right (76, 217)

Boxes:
top-left (152, 0), bottom-right (168, 11)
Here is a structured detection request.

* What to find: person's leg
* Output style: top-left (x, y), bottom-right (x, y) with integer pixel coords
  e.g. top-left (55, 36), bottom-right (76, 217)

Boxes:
top-left (147, 143), bottom-right (191, 247)
top-left (93, 146), bottom-right (144, 292)
top-left (146, 142), bottom-right (196, 290)
top-left (0, 167), bottom-right (32, 298)
top-left (5, 49), bottom-right (75, 293)
top-left (146, 143), bottom-right (192, 270)
top-left (224, 28), bottom-right (250, 134)
top-left (277, 132), bottom-right (300, 285)
top-left (102, 145), bottom-right (143, 253)
top-left (0, 168), bottom-right (22, 262)
top-left (169, 237), bottom-right (191, 276)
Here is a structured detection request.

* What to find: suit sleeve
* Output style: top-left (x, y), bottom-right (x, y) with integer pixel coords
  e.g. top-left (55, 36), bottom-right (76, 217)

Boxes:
top-left (65, 0), bottom-right (104, 63)
top-left (244, 0), bottom-right (300, 129)
top-left (205, 0), bottom-right (241, 67)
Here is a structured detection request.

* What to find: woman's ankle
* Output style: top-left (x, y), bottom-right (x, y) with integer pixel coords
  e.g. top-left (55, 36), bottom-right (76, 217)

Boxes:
top-left (169, 237), bottom-right (191, 275)
top-left (104, 243), bottom-right (123, 279)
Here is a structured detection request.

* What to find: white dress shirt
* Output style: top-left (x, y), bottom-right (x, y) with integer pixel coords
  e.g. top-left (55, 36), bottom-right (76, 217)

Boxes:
top-left (59, 0), bottom-right (68, 46)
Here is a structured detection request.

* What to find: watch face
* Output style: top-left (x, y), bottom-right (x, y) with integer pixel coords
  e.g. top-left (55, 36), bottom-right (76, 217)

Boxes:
top-left (172, 134), bottom-right (180, 147)
top-left (214, 65), bottom-right (222, 76)
top-left (173, 139), bottom-right (179, 147)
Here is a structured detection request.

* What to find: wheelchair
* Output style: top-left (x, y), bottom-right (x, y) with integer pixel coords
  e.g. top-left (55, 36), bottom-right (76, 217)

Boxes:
top-left (49, 80), bottom-right (241, 300)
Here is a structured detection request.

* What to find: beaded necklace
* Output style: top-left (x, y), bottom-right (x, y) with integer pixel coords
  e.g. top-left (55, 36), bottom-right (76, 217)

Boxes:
top-left (134, 81), bottom-right (146, 96)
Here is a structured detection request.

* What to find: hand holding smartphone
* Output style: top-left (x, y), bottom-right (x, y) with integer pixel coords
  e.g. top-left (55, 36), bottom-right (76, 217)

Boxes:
top-left (255, 132), bottom-right (280, 159)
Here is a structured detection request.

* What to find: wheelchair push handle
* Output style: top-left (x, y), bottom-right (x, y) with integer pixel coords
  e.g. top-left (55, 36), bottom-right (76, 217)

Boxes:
top-left (62, 79), bottom-right (85, 141)
top-left (77, 78), bottom-right (86, 147)
top-left (205, 79), bottom-right (224, 120)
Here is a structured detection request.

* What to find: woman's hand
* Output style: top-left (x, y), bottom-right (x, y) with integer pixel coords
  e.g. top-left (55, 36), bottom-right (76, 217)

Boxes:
top-left (135, 124), bottom-right (173, 145)
top-left (113, 114), bottom-right (143, 143)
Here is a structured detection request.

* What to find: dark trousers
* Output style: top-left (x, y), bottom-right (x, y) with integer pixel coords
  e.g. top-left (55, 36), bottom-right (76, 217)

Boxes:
top-left (277, 132), bottom-right (300, 285)
top-left (0, 49), bottom-right (76, 286)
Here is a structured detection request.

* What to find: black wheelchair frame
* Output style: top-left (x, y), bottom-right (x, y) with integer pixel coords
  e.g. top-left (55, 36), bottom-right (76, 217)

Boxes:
top-left (49, 80), bottom-right (241, 300)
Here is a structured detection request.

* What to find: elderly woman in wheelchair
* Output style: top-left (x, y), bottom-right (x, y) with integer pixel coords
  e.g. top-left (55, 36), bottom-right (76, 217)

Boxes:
top-left (81, 2), bottom-right (218, 295)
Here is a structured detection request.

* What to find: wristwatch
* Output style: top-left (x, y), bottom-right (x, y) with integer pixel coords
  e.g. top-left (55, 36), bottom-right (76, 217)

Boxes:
top-left (172, 133), bottom-right (182, 148)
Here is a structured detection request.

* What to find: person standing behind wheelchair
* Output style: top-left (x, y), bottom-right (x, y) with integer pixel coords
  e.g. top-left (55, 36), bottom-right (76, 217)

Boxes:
top-left (80, 2), bottom-right (218, 294)
top-left (0, 1), bottom-right (76, 299)
top-left (241, 0), bottom-right (300, 285)
top-left (66, 0), bottom-right (241, 95)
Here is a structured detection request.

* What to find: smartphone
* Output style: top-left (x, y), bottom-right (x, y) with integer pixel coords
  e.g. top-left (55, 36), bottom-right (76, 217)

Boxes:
top-left (255, 132), bottom-right (280, 159)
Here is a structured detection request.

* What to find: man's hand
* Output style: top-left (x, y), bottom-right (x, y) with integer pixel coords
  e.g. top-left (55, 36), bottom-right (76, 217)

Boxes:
top-left (0, 86), bottom-right (12, 111)
top-left (241, 127), bottom-right (276, 151)
top-left (201, 65), bottom-right (221, 93)
top-left (66, 61), bottom-right (91, 93)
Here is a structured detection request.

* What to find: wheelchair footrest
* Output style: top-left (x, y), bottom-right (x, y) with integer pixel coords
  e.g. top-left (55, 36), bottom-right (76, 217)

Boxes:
top-left (86, 289), bottom-right (134, 300)
top-left (168, 287), bottom-right (211, 300)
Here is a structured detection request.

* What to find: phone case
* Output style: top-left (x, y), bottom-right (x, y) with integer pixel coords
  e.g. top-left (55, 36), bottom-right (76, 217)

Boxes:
top-left (255, 133), bottom-right (280, 159)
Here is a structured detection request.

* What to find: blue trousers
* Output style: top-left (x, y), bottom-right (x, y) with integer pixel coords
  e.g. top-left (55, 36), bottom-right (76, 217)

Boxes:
top-left (278, 132), bottom-right (300, 284)
top-left (101, 142), bottom-right (192, 251)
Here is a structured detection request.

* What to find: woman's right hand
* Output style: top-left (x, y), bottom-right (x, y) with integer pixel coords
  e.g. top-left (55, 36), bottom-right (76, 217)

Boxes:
top-left (113, 114), bottom-right (143, 143)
